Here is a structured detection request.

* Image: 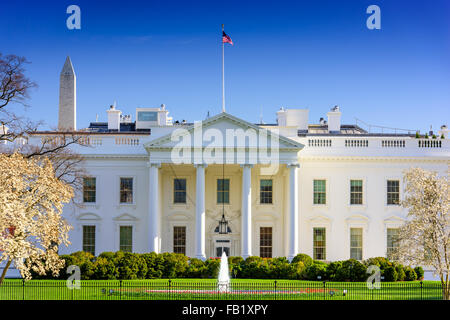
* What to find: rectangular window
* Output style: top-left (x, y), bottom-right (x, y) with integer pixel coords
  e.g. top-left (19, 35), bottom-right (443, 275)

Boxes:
top-left (350, 180), bottom-right (363, 205)
top-left (386, 228), bottom-right (399, 259)
top-left (260, 227), bottom-right (272, 258)
top-left (217, 179), bottom-right (230, 204)
top-left (120, 177), bottom-right (133, 203)
top-left (350, 228), bottom-right (363, 260)
top-left (313, 228), bottom-right (326, 260)
top-left (387, 180), bottom-right (400, 205)
top-left (173, 226), bottom-right (186, 255)
top-left (119, 226), bottom-right (133, 252)
top-left (313, 180), bottom-right (326, 204)
top-left (174, 179), bottom-right (187, 204)
top-left (137, 111), bottom-right (158, 121)
top-left (260, 179), bottom-right (273, 204)
top-left (83, 177), bottom-right (96, 203)
top-left (82, 225), bottom-right (95, 256)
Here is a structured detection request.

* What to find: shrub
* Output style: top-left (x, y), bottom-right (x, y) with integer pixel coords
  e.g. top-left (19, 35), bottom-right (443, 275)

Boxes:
top-left (204, 258), bottom-right (221, 278)
top-left (268, 257), bottom-right (291, 279)
top-left (384, 266), bottom-right (398, 282)
top-left (98, 251), bottom-right (116, 260)
top-left (186, 258), bottom-right (206, 278)
top-left (141, 252), bottom-right (163, 278)
top-left (115, 251), bottom-right (148, 279)
top-left (414, 266), bottom-right (424, 280)
top-left (159, 252), bottom-right (189, 278)
top-left (304, 261), bottom-right (328, 280)
top-left (334, 259), bottom-right (367, 282)
top-left (404, 266), bottom-right (417, 281)
top-left (326, 261), bottom-right (343, 281)
top-left (66, 251), bottom-right (95, 280)
top-left (228, 256), bottom-right (243, 278)
top-left (291, 253), bottom-right (313, 267)
top-left (92, 257), bottom-right (117, 279)
top-left (288, 261), bottom-right (305, 280)
top-left (239, 256), bottom-right (265, 278)
top-left (363, 257), bottom-right (391, 270)
top-left (395, 264), bottom-right (406, 281)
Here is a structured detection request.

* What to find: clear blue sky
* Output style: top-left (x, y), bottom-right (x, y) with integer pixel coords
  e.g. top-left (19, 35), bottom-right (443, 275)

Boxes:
top-left (1, 0), bottom-right (449, 133)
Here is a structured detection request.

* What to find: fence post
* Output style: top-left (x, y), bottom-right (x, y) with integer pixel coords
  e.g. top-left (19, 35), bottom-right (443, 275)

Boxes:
top-left (22, 279), bottom-right (25, 301)
top-left (372, 284), bottom-right (374, 300)
top-left (274, 281), bottom-right (277, 300)
top-left (169, 279), bottom-right (172, 300)
top-left (420, 281), bottom-right (423, 300)
top-left (119, 280), bottom-right (122, 300)
top-left (323, 281), bottom-right (326, 300)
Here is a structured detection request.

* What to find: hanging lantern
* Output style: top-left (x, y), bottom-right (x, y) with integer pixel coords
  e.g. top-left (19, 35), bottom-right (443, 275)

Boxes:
top-left (218, 213), bottom-right (229, 234)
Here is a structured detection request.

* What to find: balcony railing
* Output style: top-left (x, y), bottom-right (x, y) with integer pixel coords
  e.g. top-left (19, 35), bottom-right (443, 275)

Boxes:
top-left (418, 139), bottom-right (442, 148)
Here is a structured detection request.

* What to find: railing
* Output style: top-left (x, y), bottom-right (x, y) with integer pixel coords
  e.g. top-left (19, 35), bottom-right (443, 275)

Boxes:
top-left (79, 137), bottom-right (103, 146)
top-left (382, 140), bottom-right (405, 148)
top-left (418, 139), bottom-right (442, 148)
top-left (115, 137), bottom-right (140, 145)
top-left (308, 139), bottom-right (332, 147)
top-left (345, 139), bottom-right (368, 148)
top-left (0, 279), bottom-right (443, 300)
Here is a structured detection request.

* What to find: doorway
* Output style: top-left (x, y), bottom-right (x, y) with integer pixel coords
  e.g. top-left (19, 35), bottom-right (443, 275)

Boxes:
top-left (214, 239), bottom-right (231, 257)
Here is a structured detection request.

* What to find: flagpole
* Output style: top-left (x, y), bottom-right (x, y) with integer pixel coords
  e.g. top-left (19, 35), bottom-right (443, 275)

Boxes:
top-left (222, 24), bottom-right (225, 113)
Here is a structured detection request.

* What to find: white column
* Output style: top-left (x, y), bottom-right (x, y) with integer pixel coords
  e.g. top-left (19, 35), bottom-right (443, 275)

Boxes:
top-left (148, 162), bottom-right (161, 253)
top-left (195, 164), bottom-right (207, 260)
top-left (287, 163), bottom-right (300, 261)
top-left (241, 164), bottom-right (253, 259)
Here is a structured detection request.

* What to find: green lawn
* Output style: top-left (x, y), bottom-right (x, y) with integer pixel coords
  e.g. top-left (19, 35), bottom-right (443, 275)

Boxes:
top-left (0, 279), bottom-right (443, 300)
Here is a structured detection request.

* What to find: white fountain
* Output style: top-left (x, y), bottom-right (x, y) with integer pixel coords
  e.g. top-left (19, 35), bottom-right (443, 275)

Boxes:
top-left (217, 251), bottom-right (231, 293)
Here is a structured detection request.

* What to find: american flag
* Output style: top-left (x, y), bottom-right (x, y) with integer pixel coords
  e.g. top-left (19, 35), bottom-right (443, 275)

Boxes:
top-left (222, 31), bottom-right (233, 45)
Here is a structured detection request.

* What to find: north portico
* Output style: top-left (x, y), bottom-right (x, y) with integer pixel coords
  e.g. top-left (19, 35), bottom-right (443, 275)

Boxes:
top-left (143, 112), bottom-right (304, 260)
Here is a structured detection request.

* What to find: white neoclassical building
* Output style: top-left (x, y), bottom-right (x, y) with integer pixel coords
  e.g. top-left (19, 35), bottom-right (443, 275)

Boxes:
top-left (3, 57), bottom-right (449, 279)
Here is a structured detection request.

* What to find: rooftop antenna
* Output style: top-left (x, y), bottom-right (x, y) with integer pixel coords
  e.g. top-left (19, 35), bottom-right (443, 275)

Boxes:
top-left (95, 114), bottom-right (98, 122)
top-left (206, 111), bottom-right (210, 119)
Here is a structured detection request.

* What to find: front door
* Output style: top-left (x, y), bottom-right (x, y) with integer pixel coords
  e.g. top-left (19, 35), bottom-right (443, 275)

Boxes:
top-left (214, 239), bottom-right (231, 257)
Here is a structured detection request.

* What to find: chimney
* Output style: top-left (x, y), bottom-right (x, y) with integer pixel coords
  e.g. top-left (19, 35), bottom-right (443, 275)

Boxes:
top-left (276, 107), bottom-right (287, 126)
top-left (58, 56), bottom-right (76, 131)
top-left (327, 105), bottom-right (341, 133)
top-left (439, 125), bottom-right (448, 139)
top-left (107, 104), bottom-right (121, 131)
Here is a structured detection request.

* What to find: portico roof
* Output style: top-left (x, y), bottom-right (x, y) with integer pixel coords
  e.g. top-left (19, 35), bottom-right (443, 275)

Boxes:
top-left (143, 112), bottom-right (304, 151)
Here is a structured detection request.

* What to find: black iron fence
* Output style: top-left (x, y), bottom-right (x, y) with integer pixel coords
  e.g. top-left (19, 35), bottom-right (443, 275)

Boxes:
top-left (0, 279), bottom-right (444, 300)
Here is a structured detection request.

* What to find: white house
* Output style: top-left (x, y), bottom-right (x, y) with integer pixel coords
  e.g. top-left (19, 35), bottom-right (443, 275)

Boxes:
top-left (2, 57), bottom-right (449, 277)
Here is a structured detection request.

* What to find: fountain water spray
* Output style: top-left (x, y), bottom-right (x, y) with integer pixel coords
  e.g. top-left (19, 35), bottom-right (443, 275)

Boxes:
top-left (217, 251), bottom-right (231, 292)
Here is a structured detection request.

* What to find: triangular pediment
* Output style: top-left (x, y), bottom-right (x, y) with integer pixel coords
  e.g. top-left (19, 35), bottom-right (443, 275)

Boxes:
top-left (144, 112), bottom-right (304, 150)
top-left (345, 214), bottom-right (370, 224)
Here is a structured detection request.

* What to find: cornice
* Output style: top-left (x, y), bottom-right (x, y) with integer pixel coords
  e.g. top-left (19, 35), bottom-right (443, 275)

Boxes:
top-left (82, 154), bottom-right (148, 160)
top-left (299, 156), bottom-right (449, 162)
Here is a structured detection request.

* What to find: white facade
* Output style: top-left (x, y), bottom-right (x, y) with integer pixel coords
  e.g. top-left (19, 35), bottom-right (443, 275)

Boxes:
top-left (25, 109), bottom-right (449, 263)
top-left (3, 58), bottom-right (448, 281)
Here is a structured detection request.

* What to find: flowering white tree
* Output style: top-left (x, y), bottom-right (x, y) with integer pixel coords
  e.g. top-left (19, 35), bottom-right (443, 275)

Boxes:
top-left (0, 153), bottom-right (73, 285)
top-left (393, 167), bottom-right (449, 300)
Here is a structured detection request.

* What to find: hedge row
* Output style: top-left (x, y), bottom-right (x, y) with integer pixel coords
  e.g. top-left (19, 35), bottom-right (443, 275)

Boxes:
top-left (30, 252), bottom-right (424, 281)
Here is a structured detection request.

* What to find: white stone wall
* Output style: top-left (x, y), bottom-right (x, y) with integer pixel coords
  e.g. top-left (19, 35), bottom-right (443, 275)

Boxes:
top-left (59, 154), bottom-right (448, 261)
